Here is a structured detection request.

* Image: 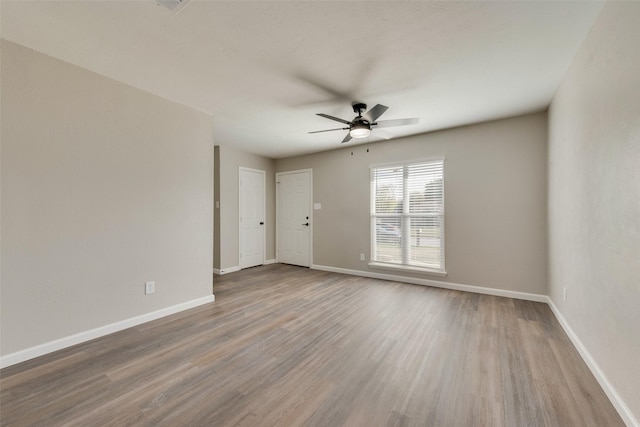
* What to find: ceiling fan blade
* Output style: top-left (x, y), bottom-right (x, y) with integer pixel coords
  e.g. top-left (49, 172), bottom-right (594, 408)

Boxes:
top-left (341, 133), bottom-right (353, 143)
top-left (373, 129), bottom-right (393, 140)
top-left (317, 113), bottom-right (352, 125)
top-left (295, 74), bottom-right (354, 103)
top-left (363, 104), bottom-right (389, 123)
top-left (374, 118), bottom-right (419, 128)
top-left (308, 127), bottom-right (349, 134)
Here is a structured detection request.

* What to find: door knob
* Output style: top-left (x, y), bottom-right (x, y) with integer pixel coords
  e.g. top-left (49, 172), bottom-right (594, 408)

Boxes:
top-left (302, 222), bottom-right (309, 226)
top-left (259, 222), bottom-right (264, 225)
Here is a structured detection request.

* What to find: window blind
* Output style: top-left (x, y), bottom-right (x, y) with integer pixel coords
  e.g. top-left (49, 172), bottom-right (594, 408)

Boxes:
top-left (371, 159), bottom-right (445, 273)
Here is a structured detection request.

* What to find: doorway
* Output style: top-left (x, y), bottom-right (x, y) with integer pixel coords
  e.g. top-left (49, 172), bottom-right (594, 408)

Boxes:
top-left (276, 169), bottom-right (312, 267)
top-left (239, 167), bottom-right (265, 269)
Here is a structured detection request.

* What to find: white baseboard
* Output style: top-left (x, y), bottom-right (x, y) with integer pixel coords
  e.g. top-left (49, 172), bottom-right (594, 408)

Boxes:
top-left (213, 266), bottom-right (240, 275)
top-left (3, 264), bottom-right (635, 427)
top-left (311, 264), bottom-right (636, 425)
top-left (214, 261), bottom-right (276, 275)
top-left (546, 297), bottom-right (639, 427)
top-left (311, 264), bottom-right (547, 302)
top-left (0, 294), bottom-right (215, 369)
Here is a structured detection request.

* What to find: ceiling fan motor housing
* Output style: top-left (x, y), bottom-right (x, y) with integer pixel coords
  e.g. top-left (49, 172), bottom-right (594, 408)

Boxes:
top-left (352, 117), bottom-right (370, 128)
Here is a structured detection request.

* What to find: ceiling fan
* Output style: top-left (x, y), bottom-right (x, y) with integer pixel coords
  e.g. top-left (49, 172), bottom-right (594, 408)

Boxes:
top-left (309, 102), bottom-right (419, 143)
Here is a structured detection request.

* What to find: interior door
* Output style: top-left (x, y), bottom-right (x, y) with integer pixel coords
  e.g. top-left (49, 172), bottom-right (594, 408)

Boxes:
top-left (277, 170), bottom-right (311, 267)
top-left (239, 167), bottom-right (265, 269)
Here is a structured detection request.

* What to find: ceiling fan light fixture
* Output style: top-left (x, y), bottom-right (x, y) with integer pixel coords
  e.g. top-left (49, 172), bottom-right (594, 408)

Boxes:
top-left (350, 123), bottom-right (371, 138)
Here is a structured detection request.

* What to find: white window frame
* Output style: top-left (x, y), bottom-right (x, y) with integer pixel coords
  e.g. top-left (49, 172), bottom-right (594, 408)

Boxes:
top-left (369, 158), bottom-right (446, 276)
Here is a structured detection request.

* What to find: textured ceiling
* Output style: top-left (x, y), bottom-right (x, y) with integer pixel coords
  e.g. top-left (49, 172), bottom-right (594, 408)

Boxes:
top-left (1, 1), bottom-right (604, 158)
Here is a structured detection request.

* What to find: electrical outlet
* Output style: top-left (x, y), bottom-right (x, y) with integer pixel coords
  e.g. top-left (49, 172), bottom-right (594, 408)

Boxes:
top-left (563, 287), bottom-right (567, 301)
top-left (145, 281), bottom-right (155, 295)
top-left (360, 253), bottom-right (365, 261)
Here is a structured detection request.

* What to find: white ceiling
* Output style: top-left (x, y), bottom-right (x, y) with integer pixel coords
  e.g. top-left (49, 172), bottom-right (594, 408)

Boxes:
top-left (1, 1), bottom-right (604, 158)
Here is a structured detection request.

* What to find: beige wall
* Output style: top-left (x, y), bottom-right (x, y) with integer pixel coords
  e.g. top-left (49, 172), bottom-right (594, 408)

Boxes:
top-left (276, 112), bottom-right (548, 295)
top-left (548, 2), bottom-right (640, 422)
top-left (214, 145), bottom-right (275, 271)
top-left (1, 40), bottom-right (214, 356)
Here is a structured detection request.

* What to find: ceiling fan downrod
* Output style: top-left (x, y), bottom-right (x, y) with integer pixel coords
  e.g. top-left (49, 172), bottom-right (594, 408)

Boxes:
top-left (352, 102), bottom-right (367, 118)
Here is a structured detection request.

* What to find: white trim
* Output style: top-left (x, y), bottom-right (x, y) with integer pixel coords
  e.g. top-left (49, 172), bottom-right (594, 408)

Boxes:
top-left (310, 264), bottom-right (546, 302)
top-left (369, 156), bottom-right (446, 169)
top-left (276, 168), bottom-right (313, 268)
top-left (215, 261), bottom-right (275, 273)
top-left (0, 294), bottom-right (215, 369)
top-left (213, 266), bottom-right (240, 275)
top-left (239, 167), bottom-right (266, 269)
top-left (546, 297), bottom-right (639, 427)
top-left (309, 263), bottom-right (637, 426)
top-left (368, 261), bottom-right (447, 277)
top-left (370, 159), bottom-right (446, 274)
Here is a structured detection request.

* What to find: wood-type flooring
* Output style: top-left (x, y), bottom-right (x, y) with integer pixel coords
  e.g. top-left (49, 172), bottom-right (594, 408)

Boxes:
top-left (0, 264), bottom-right (624, 426)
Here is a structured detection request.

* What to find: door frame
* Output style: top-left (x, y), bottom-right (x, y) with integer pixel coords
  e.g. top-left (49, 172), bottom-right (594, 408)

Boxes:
top-left (239, 167), bottom-right (266, 269)
top-left (276, 168), bottom-right (313, 266)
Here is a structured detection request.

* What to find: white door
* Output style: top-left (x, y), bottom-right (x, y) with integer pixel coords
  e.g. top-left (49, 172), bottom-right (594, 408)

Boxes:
top-left (239, 168), bottom-right (265, 269)
top-left (277, 170), bottom-right (311, 267)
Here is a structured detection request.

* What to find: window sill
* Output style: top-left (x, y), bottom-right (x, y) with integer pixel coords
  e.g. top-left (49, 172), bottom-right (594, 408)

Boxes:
top-left (368, 262), bottom-right (447, 277)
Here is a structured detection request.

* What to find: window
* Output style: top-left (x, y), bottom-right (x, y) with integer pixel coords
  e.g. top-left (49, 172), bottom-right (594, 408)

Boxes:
top-left (370, 159), bottom-right (445, 274)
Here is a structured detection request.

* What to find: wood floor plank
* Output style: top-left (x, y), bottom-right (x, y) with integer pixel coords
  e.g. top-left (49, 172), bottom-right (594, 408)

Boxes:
top-left (0, 264), bottom-right (625, 426)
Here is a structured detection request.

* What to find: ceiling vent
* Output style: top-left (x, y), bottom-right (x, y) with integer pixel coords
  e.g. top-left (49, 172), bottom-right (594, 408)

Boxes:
top-left (156, 0), bottom-right (192, 14)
